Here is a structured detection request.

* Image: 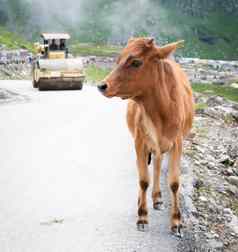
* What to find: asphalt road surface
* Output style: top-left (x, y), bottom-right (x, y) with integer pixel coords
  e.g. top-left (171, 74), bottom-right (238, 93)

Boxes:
top-left (0, 81), bottom-right (179, 252)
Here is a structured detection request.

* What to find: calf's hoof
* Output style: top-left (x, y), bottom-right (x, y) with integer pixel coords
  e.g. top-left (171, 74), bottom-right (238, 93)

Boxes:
top-left (137, 220), bottom-right (148, 232)
top-left (171, 224), bottom-right (183, 238)
top-left (153, 201), bottom-right (163, 210)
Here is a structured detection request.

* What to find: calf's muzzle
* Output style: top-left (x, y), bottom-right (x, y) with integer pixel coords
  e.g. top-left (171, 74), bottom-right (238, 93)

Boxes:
top-left (97, 83), bottom-right (108, 92)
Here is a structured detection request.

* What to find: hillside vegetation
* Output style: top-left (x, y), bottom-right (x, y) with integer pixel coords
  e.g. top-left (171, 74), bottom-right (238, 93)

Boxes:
top-left (0, 26), bottom-right (34, 51)
top-left (0, 0), bottom-right (237, 59)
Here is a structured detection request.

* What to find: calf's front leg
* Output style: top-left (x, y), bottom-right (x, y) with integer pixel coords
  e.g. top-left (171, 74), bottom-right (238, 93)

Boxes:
top-left (152, 154), bottom-right (163, 210)
top-left (135, 137), bottom-right (150, 231)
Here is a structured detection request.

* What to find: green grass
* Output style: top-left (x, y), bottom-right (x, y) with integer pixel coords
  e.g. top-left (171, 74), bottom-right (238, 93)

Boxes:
top-left (192, 83), bottom-right (238, 103)
top-left (0, 26), bottom-right (34, 52)
top-left (85, 65), bottom-right (110, 83)
top-left (70, 43), bottom-right (121, 57)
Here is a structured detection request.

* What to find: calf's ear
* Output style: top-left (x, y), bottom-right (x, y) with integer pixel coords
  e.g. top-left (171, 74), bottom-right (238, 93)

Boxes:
top-left (157, 40), bottom-right (184, 59)
top-left (145, 37), bottom-right (155, 48)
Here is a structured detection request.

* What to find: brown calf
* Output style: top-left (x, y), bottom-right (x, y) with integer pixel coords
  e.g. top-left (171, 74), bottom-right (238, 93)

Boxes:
top-left (98, 37), bottom-right (194, 236)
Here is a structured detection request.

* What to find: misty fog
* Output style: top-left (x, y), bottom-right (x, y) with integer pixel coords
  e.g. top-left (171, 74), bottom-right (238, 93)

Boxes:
top-left (1, 0), bottom-right (179, 44)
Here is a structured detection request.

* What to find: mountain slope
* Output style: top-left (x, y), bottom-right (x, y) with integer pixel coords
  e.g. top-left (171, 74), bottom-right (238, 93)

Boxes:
top-left (0, 0), bottom-right (237, 59)
top-left (0, 26), bottom-right (34, 51)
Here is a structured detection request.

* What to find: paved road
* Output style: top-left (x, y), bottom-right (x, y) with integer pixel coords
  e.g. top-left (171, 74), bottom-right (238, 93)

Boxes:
top-left (0, 81), bottom-right (178, 252)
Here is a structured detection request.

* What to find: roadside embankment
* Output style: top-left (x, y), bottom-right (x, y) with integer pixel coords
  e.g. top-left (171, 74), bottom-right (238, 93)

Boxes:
top-left (83, 56), bottom-right (238, 86)
top-left (0, 49), bottom-right (32, 79)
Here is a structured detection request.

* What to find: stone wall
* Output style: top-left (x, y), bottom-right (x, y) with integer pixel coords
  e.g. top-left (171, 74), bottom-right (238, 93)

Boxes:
top-left (178, 58), bottom-right (238, 85)
top-left (0, 49), bottom-right (32, 64)
top-left (0, 49), bottom-right (32, 79)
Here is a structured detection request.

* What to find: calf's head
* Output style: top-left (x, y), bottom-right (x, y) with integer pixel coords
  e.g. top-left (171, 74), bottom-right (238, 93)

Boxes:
top-left (98, 37), bottom-right (183, 100)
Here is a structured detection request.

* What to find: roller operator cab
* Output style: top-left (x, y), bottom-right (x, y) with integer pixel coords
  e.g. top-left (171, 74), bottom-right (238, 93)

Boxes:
top-left (32, 33), bottom-right (85, 90)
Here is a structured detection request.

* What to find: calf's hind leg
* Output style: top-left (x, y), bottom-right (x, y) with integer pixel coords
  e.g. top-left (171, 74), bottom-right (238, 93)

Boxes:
top-left (135, 137), bottom-right (150, 231)
top-left (168, 137), bottom-right (183, 237)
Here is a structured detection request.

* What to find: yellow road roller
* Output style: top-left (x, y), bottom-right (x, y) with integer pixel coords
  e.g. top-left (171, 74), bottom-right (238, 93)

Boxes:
top-left (32, 33), bottom-right (85, 90)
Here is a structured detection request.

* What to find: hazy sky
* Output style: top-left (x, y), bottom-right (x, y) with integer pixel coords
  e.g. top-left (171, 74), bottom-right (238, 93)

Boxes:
top-left (3, 0), bottom-right (181, 43)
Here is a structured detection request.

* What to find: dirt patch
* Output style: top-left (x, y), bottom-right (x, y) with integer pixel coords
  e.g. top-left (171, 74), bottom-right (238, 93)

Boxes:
top-left (0, 88), bottom-right (29, 104)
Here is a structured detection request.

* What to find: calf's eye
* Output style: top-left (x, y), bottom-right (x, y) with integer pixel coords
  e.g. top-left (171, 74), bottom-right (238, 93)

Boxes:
top-left (131, 59), bottom-right (143, 68)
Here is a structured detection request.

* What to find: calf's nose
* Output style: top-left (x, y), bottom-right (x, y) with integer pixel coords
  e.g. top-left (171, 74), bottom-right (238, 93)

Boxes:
top-left (97, 83), bottom-right (108, 92)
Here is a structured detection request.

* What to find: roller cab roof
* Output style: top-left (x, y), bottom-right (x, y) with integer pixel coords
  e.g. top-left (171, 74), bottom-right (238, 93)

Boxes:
top-left (41, 33), bottom-right (71, 40)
